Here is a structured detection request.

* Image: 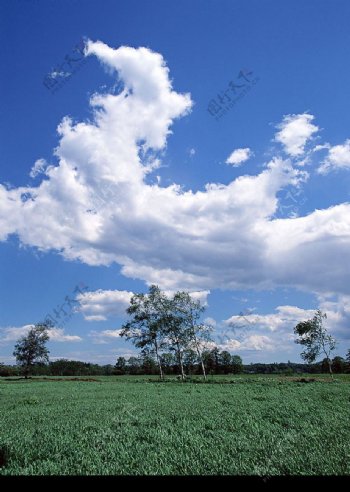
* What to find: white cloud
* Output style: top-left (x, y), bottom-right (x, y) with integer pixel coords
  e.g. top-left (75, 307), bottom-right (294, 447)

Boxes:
top-left (226, 148), bottom-right (252, 166)
top-left (224, 305), bottom-right (315, 333)
top-left (77, 289), bottom-right (133, 321)
top-left (0, 325), bottom-right (81, 344)
top-left (318, 139), bottom-right (350, 174)
top-left (0, 42), bottom-right (349, 306)
top-left (30, 159), bottom-right (47, 179)
top-left (89, 329), bottom-right (122, 344)
top-left (204, 317), bottom-right (217, 327)
top-left (78, 288), bottom-right (210, 322)
top-left (275, 113), bottom-right (319, 156)
top-left (218, 297), bottom-right (350, 356)
top-left (48, 328), bottom-right (82, 342)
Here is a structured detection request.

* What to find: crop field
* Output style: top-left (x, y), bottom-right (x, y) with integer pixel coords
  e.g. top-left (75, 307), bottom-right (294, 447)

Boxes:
top-left (0, 375), bottom-right (350, 476)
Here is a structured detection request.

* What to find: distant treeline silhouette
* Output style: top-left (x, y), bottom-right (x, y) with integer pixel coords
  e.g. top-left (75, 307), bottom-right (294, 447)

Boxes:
top-left (1, 349), bottom-right (349, 377)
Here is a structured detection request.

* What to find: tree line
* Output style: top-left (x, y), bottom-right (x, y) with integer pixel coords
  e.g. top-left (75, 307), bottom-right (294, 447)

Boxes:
top-left (6, 286), bottom-right (350, 379)
top-left (2, 353), bottom-right (349, 377)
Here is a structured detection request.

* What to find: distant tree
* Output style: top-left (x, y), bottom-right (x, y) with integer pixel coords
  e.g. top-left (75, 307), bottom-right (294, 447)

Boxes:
top-left (182, 348), bottom-right (198, 375)
top-left (202, 347), bottom-right (220, 375)
top-left (141, 354), bottom-right (158, 375)
top-left (346, 349), bottom-right (350, 370)
top-left (0, 363), bottom-right (10, 377)
top-left (219, 351), bottom-right (232, 374)
top-left (231, 355), bottom-right (243, 374)
top-left (13, 322), bottom-right (50, 378)
top-left (294, 310), bottom-right (336, 378)
top-left (332, 356), bottom-right (346, 374)
top-left (120, 286), bottom-right (166, 379)
top-left (160, 352), bottom-right (176, 375)
top-left (126, 356), bottom-right (142, 375)
top-left (115, 356), bottom-right (127, 375)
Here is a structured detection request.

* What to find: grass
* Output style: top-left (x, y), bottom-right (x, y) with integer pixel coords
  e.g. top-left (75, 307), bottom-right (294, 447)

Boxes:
top-left (0, 374), bottom-right (350, 475)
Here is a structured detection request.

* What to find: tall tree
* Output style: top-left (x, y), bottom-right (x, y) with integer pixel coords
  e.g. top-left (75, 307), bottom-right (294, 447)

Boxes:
top-left (169, 291), bottom-right (212, 380)
top-left (120, 285), bottom-right (166, 379)
top-left (13, 322), bottom-right (50, 378)
top-left (163, 294), bottom-right (189, 381)
top-left (294, 310), bottom-right (336, 378)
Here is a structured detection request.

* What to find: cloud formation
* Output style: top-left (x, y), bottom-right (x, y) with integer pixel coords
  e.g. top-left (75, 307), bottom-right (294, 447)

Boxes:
top-left (77, 288), bottom-right (210, 321)
top-left (275, 113), bottom-right (319, 156)
top-left (217, 297), bottom-right (350, 355)
top-left (318, 139), bottom-right (350, 174)
top-left (226, 147), bottom-right (252, 166)
top-left (0, 325), bottom-right (82, 345)
top-left (77, 289), bottom-right (133, 321)
top-left (0, 41), bottom-right (350, 307)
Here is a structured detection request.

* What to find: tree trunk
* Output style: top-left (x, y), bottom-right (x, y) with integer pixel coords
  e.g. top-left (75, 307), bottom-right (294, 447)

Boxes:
top-left (176, 342), bottom-right (185, 381)
top-left (154, 340), bottom-right (164, 380)
top-left (328, 358), bottom-right (334, 380)
top-left (193, 335), bottom-right (206, 380)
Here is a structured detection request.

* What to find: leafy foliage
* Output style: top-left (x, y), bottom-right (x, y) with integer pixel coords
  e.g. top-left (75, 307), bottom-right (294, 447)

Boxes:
top-left (13, 323), bottom-right (50, 378)
top-left (294, 310), bottom-right (336, 377)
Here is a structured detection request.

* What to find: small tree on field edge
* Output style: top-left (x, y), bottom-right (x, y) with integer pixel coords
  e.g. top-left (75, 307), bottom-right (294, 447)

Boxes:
top-left (13, 322), bottom-right (50, 378)
top-left (294, 310), bottom-right (336, 379)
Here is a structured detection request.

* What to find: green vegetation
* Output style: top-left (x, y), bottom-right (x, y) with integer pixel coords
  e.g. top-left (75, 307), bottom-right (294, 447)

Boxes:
top-left (294, 310), bottom-right (336, 377)
top-left (1, 375), bottom-right (350, 476)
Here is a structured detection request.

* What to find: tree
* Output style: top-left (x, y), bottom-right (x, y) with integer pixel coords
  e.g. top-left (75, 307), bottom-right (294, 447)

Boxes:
top-left (182, 348), bottom-right (198, 375)
top-left (219, 351), bottom-right (232, 374)
top-left (168, 291), bottom-right (212, 380)
top-left (346, 349), bottom-right (350, 367)
top-left (120, 286), bottom-right (166, 379)
top-left (141, 354), bottom-right (158, 374)
top-left (231, 355), bottom-right (243, 374)
top-left (332, 356), bottom-right (346, 374)
top-left (203, 347), bottom-right (220, 375)
top-left (294, 310), bottom-right (336, 378)
top-left (160, 352), bottom-right (176, 375)
top-left (13, 322), bottom-right (50, 378)
top-left (115, 356), bottom-right (127, 375)
top-left (126, 356), bottom-right (142, 375)
top-left (162, 295), bottom-right (189, 381)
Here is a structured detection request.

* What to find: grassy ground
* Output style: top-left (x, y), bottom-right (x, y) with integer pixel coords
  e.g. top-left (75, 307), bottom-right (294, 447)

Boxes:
top-left (0, 374), bottom-right (349, 475)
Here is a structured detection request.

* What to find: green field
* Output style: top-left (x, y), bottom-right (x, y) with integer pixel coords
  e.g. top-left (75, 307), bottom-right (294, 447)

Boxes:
top-left (1, 375), bottom-right (350, 475)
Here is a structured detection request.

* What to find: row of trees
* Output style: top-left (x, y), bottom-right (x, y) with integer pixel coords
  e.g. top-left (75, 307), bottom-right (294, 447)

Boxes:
top-left (2, 354), bottom-right (350, 378)
top-left (7, 287), bottom-right (349, 379)
top-left (120, 286), bottom-right (213, 380)
top-left (115, 349), bottom-right (243, 375)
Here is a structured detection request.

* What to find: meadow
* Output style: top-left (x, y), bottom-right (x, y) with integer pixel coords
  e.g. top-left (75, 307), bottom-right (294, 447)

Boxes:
top-left (0, 374), bottom-right (350, 476)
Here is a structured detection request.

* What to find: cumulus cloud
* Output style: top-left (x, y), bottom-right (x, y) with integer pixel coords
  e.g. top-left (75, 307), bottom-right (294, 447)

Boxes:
top-left (89, 329), bottom-right (122, 344)
top-left (77, 289), bottom-right (133, 321)
top-left (78, 288), bottom-right (210, 322)
top-left (0, 41), bottom-right (349, 305)
top-left (218, 297), bottom-right (350, 356)
top-left (226, 148), bottom-right (252, 166)
top-left (0, 325), bottom-right (81, 344)
top-left (275, 113), bottom-right (319, 156)
top-left (318, 139), bottom-right (350, 174)
top-left (29, 159), bottom-right (48, 179)
top-left (204, 317), bottom-right (217, 327)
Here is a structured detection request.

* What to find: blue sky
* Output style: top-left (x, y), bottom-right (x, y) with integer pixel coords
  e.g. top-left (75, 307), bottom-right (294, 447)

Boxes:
top-left (1, 0), bottom-right (350, 365)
